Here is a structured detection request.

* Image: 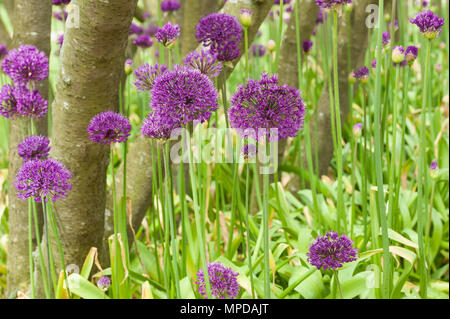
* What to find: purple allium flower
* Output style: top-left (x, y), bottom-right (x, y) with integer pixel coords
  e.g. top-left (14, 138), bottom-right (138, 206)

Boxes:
top-left (302, 40), bottom-right (314, 55)
top-left (97, 276), bottom-right (111, 291)
top-left (133, 34), bottom-right (154, 48)
top-left (133, 63), bottom-right (167, 91)
top-left (87, 111), bottom-right (131, 145)
top-left (307, 231), bottom-right (358, 271)
top-left (382, 31), bottom-right (391, 47)
top-left (430, 160), bottom-right (439, 179)
top-left (16, 88), bottom-right (48, 119)
top-left (52, 10), bottom-right (68, 21)
top-left (0, 84), bottom-right (19, 118)
top-left (354, 66), bottom-right (369, 83)
top-left (316, 9), bottom-right (325, 25)
top-left (183, 49), bottom-right (223, 78)
top-left (52, 0), bottom-right (71, 5)
top-left (2, 45), bottom-right (49, 84)
top-left (352, 122), bottom-right (362, 138)
top-left (392, 46), bottom-right (406, 64)
top-left (160, 0), bottom-right (181, 12)
top-left (145, 24), bottom-right (159, 37)
top-left (141, 112), bottom-right (179, 140)
top-left (15, 158), bottom-right (72, 203)
top-left (195, 262), bottom-right (240, 299)
top-left (371, 59), bottom-right (377, 68)
top-left (251, 44), bottom-right (266, 58)
top-left (242, 144), bottom-right (257, 159)
top-left (228, 73), bottom-right (305, 141)
top-left (196, 13), bottom-right (242, 62)
top-left (274, 0), bottom-right (291, 4)
top-left (124, 59), bottom-right (133, 75)
top-left (151, 66), bottom-right (218, 127)
top-left (410, 10), bottom-right (445, 39)
top-left (129, 23), bottom-right (144, 35)
top-left (315, 0), bottom-right (353, 10)
top-left (405, 45), bottom-right (419, 66)
top-left (18, 136), bottom-right (51, 162)
top-left (155, 22), bottom-right (180, 47)
top-left (0, 44), bottom-right (8, 59)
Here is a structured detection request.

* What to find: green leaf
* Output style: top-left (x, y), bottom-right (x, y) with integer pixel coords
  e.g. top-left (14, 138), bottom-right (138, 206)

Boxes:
top-left (67, 273), bottom-right (109, 299)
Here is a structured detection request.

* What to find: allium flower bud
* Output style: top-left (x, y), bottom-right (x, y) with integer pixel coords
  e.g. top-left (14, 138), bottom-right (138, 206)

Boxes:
top-left (302, 41), bottom-right (314, 55)
top-left (124, 59), bottom-right (133, 76)
top-left (267, 40), bottom-right (276, 52)
top-left (352, 123), bottom-right (362, 138)
top-left (430, 161), bottom-right (439, 179)
top-left (392, 46), bottom-right (406, 64)
top-left (354, 66), bottom-right (369, 84)
top-left (348, 71), bottom-right (356, 84)
top-left (97, 276), bottom-right (111, 291)
top-left (240, 9), bottom-right (252, 28)
top-left (405, 46), bottom-right (419, 66)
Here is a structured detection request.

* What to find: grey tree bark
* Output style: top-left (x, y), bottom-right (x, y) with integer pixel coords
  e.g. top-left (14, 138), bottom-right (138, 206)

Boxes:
top-left (103, 0), bottom-right (274, 249)
top-left (48, 0), bottom-right (137, 280)
top-left (6, 0), bottom-right (51, 298)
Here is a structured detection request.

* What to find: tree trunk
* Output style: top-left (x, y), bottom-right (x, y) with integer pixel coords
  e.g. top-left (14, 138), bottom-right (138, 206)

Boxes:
top-left (6, 0), bottom-right (51, 298)
top-left (48, 0), bottom-right (137, 282)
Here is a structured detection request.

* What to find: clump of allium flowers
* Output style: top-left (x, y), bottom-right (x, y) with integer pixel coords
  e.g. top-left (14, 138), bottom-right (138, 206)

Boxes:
top-left (405, 45), bottom-right (419, 66)
top-left (2, 45), bottom-right (49, 85)
top-left (87, 111), bottom-right (131, 145)
top-left (15, 158), bottom-right (72, 202)
top-left (141, 112), bottom-right (179, 141)
top-left (133, 34), bottom-right (154, 48)
top-left (150, 65), bottom-right (218, 127)
top-left (410, 10), bottom-right (445, 40)
top-left (302, 41), bottom-right (314, 55)
top-left (195, 262), bottom-right (240, 299)
top-left (97, 276), bottom-right (111, 291)
top-left (354, 66), bottom-right (369, 84)
top-left (160, 0), bottom-right (181, 12)
top-left (155, 22), bottom-right (180, 48)
top-left (315, 0), bottom-right (353, 10)
top-left (18, 136), bottom-right (51, 162)
top-left (251, 44), bottom-right (266, 58)
top-left (196, 13), bottom-right (242, 62)
top-left (0, 44), bottom-right (7, 60)
top-left (183, 49), bottom-right (222, 78)
top-left (307, 231), bottom-right (358, 270)
top-left (133, 63), bottom-right (167, 91)
top-left (228, 73), bottom-right (305, 141)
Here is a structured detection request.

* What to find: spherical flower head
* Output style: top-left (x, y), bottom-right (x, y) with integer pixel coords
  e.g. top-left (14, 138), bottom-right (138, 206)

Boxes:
top-left (133, 63), bottom-right (167, 91)
top-left (129, 23), bottom-right (144, 35)
top-left (410, 10), bottom-right (445, 40)
top-left (315, 0), bottom-right (353, 10)
top-left (240, 9), bottom-right (252, 28)
top-left (87, 111), bottom-right (131, 145)
top-left (371, 59), bottom-right (377, 69)
top-left (352, 122), bottom-right (362, 138)
top-left (195, 262), bottom-right (240, 299)
top-left (97, 276), bottom-right (111, 291)
top-left (133, 34), bottom-right (154, 48)
top-left (307, 231), bottom-right (358, 270)
top-left (183, 49), bottom-right (223, 78)
top-left (405, 45), bottom-right (419, 66)
top-left (0, 44), bottom-right (8, 60)
top-left (151, 65), bottom-right (218, 127)
top-left (160, 0), bottom-right (181, 12)
top-left (302, 40), bottom-right (314, 55)
top-left (52, 0), bottom-right (71, 5)
top-left (354, 66), bottom-right (369, 84)
top-left (382, 31), bottom-right (391, 47)
top-left (141, 112), bottom-right (180, 141)
top-left (392, 46), bottom-right (405, 64)
top-left (16, 87), bottom-right (48, 119)
top-left (430, 161), bottom-right (439, 179)
top-left (242, 143), bottom-right (257, 160)
top-left (155, 22), bottom-right (180, 48)
top-left (229, 73), bottom-right (306, 141)
top-left (15, 158), bottom-right (72, 203)
top-left (2, 45), bottom-right (49, 84)
top-left (18, 136), bottom-right (51, 162)
top-left (0, 84), bottom-right (19, 118)
top-left (251, 44), bottom-right (266, 58)
top-left (196, 13), bottom-right (242, 62)
top-left (124, 59), bottom-right (133, 76)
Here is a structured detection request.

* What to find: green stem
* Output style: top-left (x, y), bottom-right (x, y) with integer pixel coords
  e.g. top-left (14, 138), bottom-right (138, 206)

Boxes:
top-left (28, 198), bottom-right (35, 298)
top-left (334, 270), bottom-right (344, 299)
top-left (262, 137), bottom-right (270, 299)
